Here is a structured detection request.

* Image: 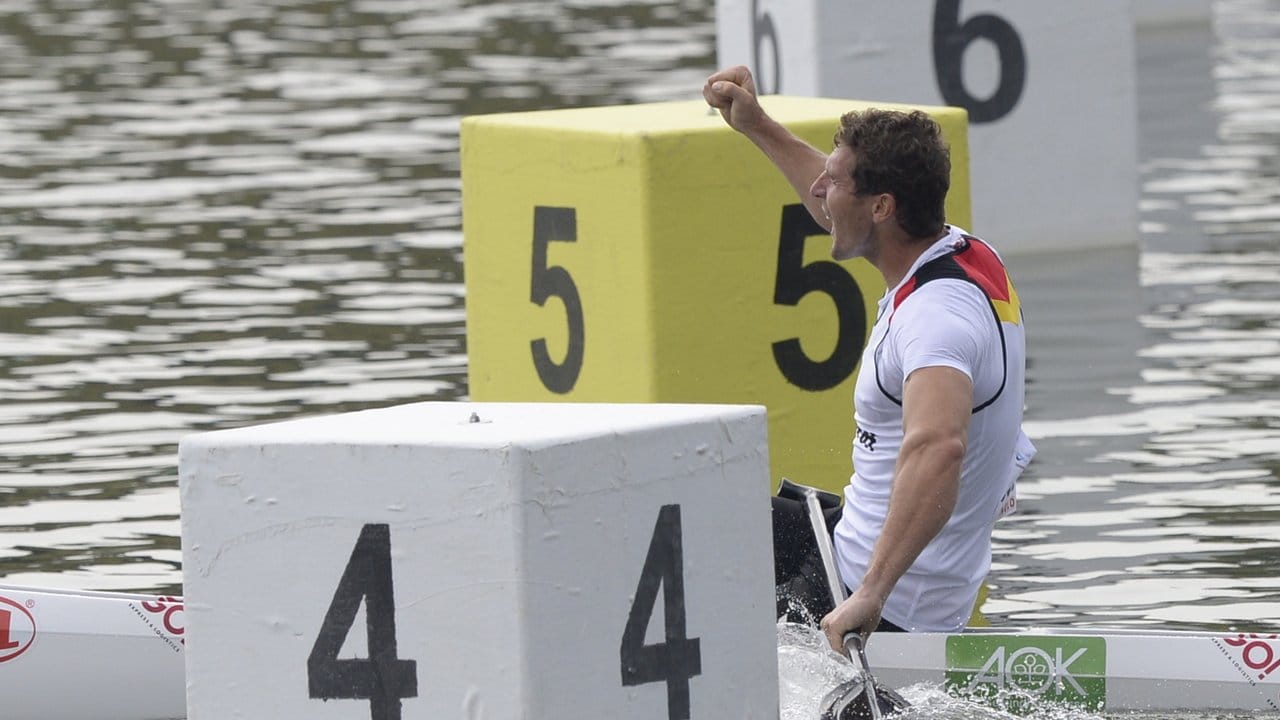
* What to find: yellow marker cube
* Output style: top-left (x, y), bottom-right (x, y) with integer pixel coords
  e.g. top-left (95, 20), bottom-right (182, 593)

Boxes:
top-left (462, 97), bottom-right (970, 494)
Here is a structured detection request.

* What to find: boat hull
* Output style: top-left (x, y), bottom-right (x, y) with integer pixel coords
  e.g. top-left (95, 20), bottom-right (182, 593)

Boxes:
top-left (2, 582), bottom-right (1277, 717)
top-left (0, 584), bottom-right (185, 720)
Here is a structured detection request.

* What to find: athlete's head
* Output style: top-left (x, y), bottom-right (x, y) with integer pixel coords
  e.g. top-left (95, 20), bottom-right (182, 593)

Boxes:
top-left (833, 109), bottom-right (950, 239)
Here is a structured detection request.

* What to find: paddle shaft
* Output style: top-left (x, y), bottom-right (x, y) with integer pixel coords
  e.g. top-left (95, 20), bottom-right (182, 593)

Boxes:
top-left (803, 488), bottom-right (885, 720)
top-left (843, 635), bottom-right (883, 720)
top-left (803, 490), bottom-right (847, 605)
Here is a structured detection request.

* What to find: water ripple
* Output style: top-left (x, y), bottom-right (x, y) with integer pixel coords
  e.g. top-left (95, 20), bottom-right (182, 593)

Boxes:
top-left (0, 9), bottom-right (1276, 715)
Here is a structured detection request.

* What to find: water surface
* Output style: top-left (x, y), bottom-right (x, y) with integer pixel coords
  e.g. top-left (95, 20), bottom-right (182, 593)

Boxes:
top-left (0, 0), bottom-right (1277, 717)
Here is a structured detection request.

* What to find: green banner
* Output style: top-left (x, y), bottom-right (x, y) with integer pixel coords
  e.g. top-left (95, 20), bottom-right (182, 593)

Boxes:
top-left (945, 635), bottom-right (1107, 713)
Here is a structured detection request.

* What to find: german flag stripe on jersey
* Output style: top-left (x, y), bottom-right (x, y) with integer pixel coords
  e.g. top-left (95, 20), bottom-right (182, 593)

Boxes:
top-left (892, 236), bottom-right (1022, 326)
top-left (952, 237), bottom-right (1022, 326)
top-left (885, 234), bottom-right (1019, 413)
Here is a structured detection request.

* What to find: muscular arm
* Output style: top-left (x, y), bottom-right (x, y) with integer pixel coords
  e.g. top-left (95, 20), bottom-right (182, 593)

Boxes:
top-left (821, 365), bottom-right (971, 648)
top-left (702, 66), bottom-right (832, 232)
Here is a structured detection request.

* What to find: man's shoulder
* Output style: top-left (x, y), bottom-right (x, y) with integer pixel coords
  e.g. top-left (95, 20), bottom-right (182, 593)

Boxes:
top-left (892, 270), bottom-right (992, 319)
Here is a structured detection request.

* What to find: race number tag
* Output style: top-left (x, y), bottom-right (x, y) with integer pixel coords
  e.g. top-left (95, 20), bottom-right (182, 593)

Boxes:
top-left (999, 430), bottom-right (1036, 519)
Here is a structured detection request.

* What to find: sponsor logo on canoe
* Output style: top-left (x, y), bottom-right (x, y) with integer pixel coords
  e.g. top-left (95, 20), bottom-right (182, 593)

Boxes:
top-left (945, 635), bottom-right (1106, 712)
top-left (1216, 634), bottom-right (1280, 681)
top-left (129, 596), bottom-right (184, 653)
top-left (0, 595), bottom-right (36, 663)
top-left (1213, 633), bottom-right (1280, 711)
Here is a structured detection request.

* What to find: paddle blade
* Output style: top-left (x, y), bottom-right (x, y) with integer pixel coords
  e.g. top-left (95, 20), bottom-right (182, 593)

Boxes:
top-left (818, 678), bottom-right (910, 720)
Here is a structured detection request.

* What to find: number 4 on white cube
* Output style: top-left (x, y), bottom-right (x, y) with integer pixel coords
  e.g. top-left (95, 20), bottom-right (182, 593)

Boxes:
top-left (179, 402), bottom-right (778, 720)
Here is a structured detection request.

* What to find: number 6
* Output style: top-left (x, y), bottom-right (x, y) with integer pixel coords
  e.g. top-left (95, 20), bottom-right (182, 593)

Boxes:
top-left (932, 0), bottom-right (1027, 124)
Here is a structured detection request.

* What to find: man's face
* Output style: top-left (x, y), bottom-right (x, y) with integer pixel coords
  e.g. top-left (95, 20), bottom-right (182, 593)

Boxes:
top-left (812, 145), bottom-right (877, 262)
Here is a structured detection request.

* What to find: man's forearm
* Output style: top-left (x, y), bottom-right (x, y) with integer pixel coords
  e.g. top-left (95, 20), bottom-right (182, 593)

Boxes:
top-left (740, 114), bottom-right (832, 232)
top-left (858, 434), bottom-right (962, 603)
top-left (858, 365), bottom-right (972, 605)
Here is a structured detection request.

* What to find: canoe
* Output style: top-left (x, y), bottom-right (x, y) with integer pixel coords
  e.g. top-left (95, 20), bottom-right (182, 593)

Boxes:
top-left (868, 625), bottom-right (1280, 713)
top-left (0, 584), bottom-right (185, 720)
top-left (3, 581), bottom-right (1277, 718)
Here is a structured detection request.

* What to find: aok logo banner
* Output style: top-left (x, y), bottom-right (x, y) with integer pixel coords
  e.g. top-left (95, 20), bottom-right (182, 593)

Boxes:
top-left (945, 635), bottom-right (1106, 712)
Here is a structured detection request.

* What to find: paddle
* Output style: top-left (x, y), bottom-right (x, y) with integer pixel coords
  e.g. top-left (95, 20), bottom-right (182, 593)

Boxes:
top-left (801, 487), bottom-right (909, 719)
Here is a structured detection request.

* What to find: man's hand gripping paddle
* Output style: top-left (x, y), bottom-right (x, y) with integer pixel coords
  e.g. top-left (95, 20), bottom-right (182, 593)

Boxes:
top-left (801, 487), bottom-right (909, 719)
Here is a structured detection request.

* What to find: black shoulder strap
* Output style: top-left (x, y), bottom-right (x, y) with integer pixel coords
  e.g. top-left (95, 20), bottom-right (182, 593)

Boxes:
top-left (874, 240), bottom-right (1007, 412)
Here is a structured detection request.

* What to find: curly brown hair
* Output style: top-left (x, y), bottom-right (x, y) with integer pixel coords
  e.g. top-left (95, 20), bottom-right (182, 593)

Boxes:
top-left (834, 109), bottom-right (950, 239)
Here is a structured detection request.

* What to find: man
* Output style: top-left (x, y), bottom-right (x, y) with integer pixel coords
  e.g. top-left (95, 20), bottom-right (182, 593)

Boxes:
top-left (702, 66), bottom-right (1034, 652)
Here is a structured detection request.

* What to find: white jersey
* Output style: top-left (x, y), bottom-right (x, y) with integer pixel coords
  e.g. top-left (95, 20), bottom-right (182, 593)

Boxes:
top-left (833, 227), bottom-right (1035, 632)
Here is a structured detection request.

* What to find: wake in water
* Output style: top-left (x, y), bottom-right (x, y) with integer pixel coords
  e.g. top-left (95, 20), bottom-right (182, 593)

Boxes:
top-left (775, 622), bottom-right (1107, 720)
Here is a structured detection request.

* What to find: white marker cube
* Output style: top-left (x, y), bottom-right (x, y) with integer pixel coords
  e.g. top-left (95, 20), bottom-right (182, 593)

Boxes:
top-left (179, 402), bottom-right (777, 720)
top-left (716, 0), bottom-right (1140, 252)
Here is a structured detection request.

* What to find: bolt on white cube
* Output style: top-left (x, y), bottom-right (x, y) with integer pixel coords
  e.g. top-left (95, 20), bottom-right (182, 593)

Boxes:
top-left (179, 402), bottom-right (778, 720)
